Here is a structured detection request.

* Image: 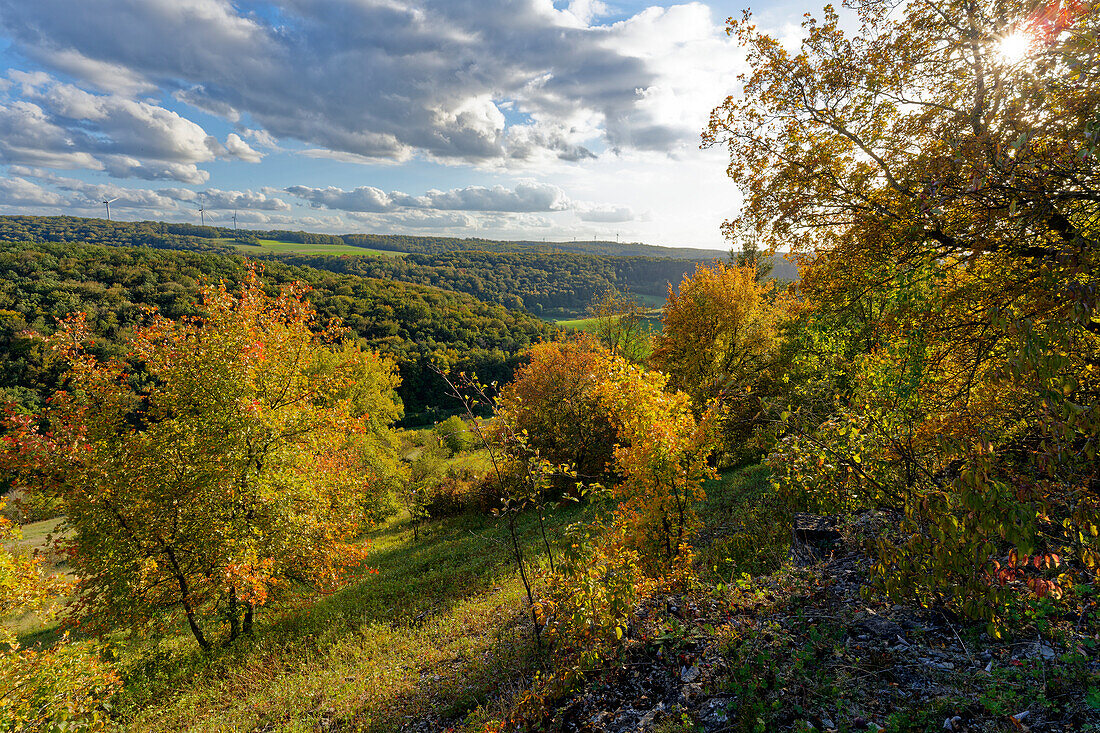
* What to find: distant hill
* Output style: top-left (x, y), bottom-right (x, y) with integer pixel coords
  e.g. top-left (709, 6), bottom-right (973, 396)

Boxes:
top-left (0, 214), bottom-right (726, 257)
top-left (0, 216), bottom-right (798, 314)
top-left (339, 232), bottom-right (726, 259)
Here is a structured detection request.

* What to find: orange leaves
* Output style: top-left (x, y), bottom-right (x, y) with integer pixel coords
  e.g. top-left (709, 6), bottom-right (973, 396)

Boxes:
top-left (0, 270), bottom-right (404, 649)
top-left (224, 557), bottom-right (278, 607)
top-left (497, 336), bottom-right (618, 482)
top-left (655, 260), bottom-right (778, 395)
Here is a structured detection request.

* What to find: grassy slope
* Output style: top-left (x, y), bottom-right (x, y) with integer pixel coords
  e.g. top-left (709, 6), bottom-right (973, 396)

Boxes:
top-left (12, 463), bottom-right (1098, 730)
top-left (1, 517), bottom-right (71, 640)
top-left (111, 504), bottom-right (588, 732)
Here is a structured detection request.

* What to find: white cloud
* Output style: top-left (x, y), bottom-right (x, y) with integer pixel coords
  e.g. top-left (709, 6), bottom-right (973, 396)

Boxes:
top-left (0, 0), bottom-right (743, 165)
top-left (0, 176), bottom-right (67, 206)
top-left (100, 156), bottom-right (209, 185)
top-left (0, 72), bottom-right (272, 182)
top-left (287, 185), bottom-right (393, 213)
top-left (165, 187), bottom-right (290, 211)
top-left (223, 133), bottom-right (263, 163)
top-left (242, 128), bottom-right (279, 149)
top-left (286, 181), bottom-right (571, 214)
top-left (575, 202), bottom-right (634, 222)
top-left (361, 210), bottom-right (475, 229)
top-left (0, 101), bottom-right (103, 169)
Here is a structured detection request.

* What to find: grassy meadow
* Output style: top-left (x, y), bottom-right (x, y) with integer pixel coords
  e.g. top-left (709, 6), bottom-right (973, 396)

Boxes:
top-left (3, 478), bottom-right (590, 732)
top-left (225, 238), bottom-right (403, 257)
top-left (553, 312), bottom-right (663, 333)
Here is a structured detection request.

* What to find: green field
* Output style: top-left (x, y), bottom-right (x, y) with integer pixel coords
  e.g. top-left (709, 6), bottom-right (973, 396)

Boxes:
top-left (554, 312), bottom-right (663, 333)
top-left (226, 239), bottom-right (403, 257)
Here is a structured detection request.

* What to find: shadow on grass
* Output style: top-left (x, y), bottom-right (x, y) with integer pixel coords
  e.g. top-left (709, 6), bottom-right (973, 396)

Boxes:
top-left (116, 503), bottom-right (590, 731)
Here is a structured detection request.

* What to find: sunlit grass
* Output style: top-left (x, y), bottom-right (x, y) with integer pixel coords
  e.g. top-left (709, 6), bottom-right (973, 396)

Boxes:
top-left (113, 503), bottom-right (587, 731)
top-left (1, 516), bottom-right (72, 642)
top-left (553, 313), bottom-right (662, 332)
top-left (223, 238), bottom-right (403, 257)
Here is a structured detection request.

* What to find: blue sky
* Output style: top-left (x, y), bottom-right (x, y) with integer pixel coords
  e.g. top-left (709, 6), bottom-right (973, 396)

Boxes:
top-left (0, 0), bottom-right (816, 249)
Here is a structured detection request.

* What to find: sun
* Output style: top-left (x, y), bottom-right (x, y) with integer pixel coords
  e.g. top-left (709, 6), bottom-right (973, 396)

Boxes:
top-left (996, 30), bottom-right (1034, 64)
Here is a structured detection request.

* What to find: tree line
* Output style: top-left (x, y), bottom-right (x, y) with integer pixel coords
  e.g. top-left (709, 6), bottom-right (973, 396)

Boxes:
top-left (0, 215), bottom-right (797, 314)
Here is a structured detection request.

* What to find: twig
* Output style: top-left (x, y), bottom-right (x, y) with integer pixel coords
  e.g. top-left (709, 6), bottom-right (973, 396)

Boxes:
top-left (948, 621), bottom-right (977, 668)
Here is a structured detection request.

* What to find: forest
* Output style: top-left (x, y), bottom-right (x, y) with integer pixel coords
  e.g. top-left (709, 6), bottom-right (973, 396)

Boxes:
top-left (0, 215), bottom-right (803, 315)
top-left (264, 250), bottom-right (737, 314)
top-left (1, 0), bottom-right (1099, 730)
top-left (0, 215), bottom-right (730, 260)
top-left (0, 241), bottom-right (553, 421)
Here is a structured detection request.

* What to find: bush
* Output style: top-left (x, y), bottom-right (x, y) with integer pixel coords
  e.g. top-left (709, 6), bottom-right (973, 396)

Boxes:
top-left (0, 640), bottom-right (119, 732)
top-left (434, 415), bottom-right (477, 455)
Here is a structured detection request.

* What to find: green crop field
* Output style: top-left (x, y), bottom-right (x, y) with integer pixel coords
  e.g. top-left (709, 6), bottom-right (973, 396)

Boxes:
top-left (554, 313), bottom-right (663, 334)
top-left (226, 239), bottom-right (403, 257)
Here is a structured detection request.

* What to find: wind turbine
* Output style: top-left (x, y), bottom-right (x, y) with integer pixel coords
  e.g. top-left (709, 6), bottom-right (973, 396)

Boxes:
top-left (102, 197), bottom-right (119, 221)
top-left (232, 210), bottom-right (238, 230)
top-left (198, 196), bottom-right (207, 227)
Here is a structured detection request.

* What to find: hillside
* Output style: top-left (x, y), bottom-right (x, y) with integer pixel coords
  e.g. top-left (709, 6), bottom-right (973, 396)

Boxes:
top-left (0, 215), bottom-right (722, 260)
top-left (0, 216), bottom-right (798, 315)
top-left (0, 241), bottom-right (554, 420)
top-left (264, 250), bottom-right (712, 315)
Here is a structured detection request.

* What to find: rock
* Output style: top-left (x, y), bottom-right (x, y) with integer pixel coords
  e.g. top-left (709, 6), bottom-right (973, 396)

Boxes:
top-left (822, 717), bottom-right (836, 730)
top-left (943, 715), bottom-right (962, 730)
top-left (681, 665), bottom-right (700, 683)
top-left (792, 513), bottom-right (842, 564)
top-left (637, 707), bottom-right (661, 729)
top-left (1013, 711), bottom-right (1030, 722)
top-left (680, 683), bottom-right (702, 702)
top-left (699, 698), bottom-right (729, 730)
top-left (853, 615), bottom-right (906, 641)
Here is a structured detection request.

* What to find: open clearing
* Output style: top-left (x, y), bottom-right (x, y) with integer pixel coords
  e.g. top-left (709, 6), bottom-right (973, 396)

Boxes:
top-left (224, 239), bottom-right (403, 257)
top-left (554, 312), bottom-right (663, 334)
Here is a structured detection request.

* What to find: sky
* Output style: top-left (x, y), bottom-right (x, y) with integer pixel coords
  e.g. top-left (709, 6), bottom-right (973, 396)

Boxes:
top-left (0, 0), bottom-right (812, 250)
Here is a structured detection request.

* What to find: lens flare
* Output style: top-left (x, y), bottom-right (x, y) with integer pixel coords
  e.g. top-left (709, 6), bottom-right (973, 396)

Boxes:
top-left (997, 30), bottom-right (1033, 63)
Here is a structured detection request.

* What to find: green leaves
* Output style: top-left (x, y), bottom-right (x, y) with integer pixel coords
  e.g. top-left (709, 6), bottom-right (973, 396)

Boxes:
top-left (1, 270), bottom-right (405, 649)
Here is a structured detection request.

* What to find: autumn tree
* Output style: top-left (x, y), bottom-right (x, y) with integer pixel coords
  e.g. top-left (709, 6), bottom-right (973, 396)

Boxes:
top-left (729, 230), bottom-right (774, 282)
top-left (652, 261), bottom-right (782, 462)
top-left (588, 289), bottom-right (651, 364)
top-left (0, 499), bottom-right (120, 730)
top-left (707, 0), bottom-right (1099, 622)
top-left (496, 336), bottom-right (620, 483)
top-left (1, 271), bottom-right (403, 649)
top-left (499, 336), bottom-right (715, 564)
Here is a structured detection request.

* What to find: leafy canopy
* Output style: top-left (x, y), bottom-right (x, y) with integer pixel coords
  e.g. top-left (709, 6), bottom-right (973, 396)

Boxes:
top-left (2, 270), bottom-right (403, 649)
top-left (708, 0), bottom-right (1099, 624)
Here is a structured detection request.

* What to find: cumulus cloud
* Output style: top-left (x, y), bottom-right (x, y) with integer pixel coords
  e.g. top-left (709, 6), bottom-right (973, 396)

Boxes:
top-left (0, 101), bottom-right (102, 169)
top-left (349, 210), bottom-right (477, 230)
top-left (0, 72), bottom-right (267, 183)
top-left (405, 182), bottom-right (570, 212)
top-left (575, 203), bottom-right (635, 223)
top-left (287, 185), bottom-right (392, 213)
top-left (165, 187), bottom-right (290, 211)
top-left (6, 167), bottom-right (289, 218)
top-left (0, 0), bottom-right (743, 165)
top-left (223, 133), bottom-right (263, 163)
top-left (100, 156), bottom-right (209, 185)
top-left (287, 181), bottom-right (571, 214)
top-left (0, 176), bottom-right (67, 206)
